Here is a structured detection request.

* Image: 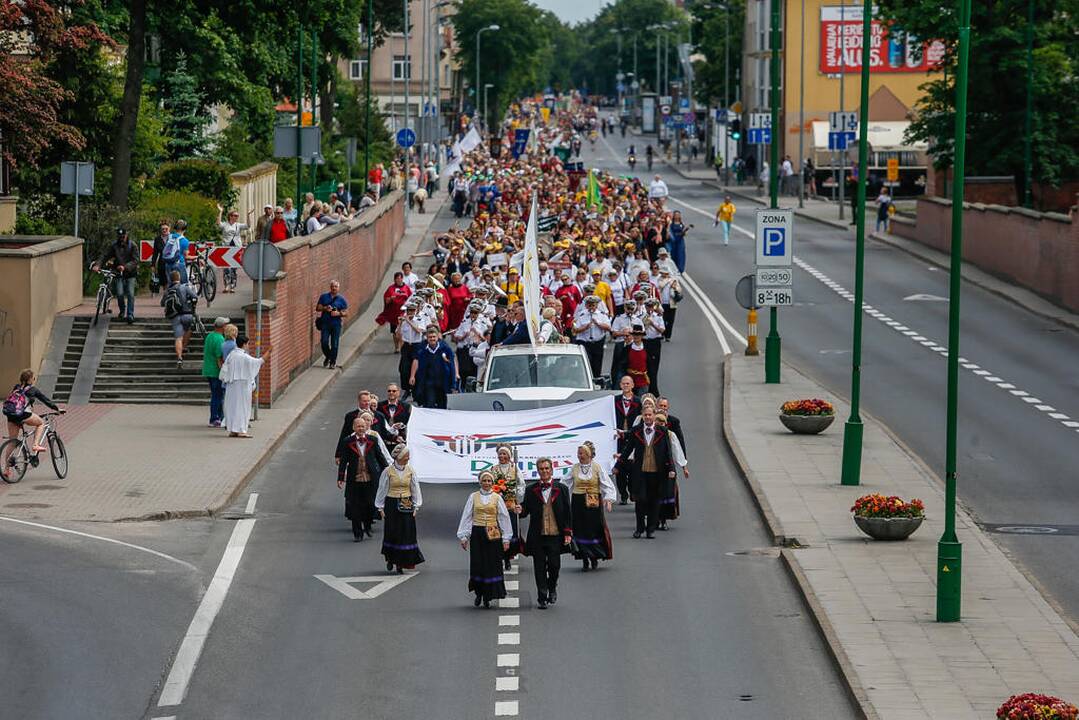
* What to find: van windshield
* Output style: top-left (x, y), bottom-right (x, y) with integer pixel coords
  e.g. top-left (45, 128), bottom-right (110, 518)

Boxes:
top-left (486, 354), bottom-right (591, 390)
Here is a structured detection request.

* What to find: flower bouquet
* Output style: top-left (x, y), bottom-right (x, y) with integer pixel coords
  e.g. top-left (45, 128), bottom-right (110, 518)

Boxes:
top-left (997, 693), bottom-right (1078, 720)
top-left (778, 398), bottom-right (836, 434)
top-left (851, 494), bottom-right (925, 541)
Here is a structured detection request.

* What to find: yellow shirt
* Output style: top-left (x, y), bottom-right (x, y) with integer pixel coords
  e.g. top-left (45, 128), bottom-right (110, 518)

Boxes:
top-left (501, 279), bottom-right (523, 305)
top-left (717, 202), bottom-right (736, 223)
top-left (593, 281), bottom-right (612, 305)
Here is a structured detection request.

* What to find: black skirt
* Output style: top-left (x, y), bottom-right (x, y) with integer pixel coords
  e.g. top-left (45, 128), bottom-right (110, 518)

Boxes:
top-left (468, 526), bottom-right (507, 601)
top-left (503, 505), bottom-right (521, 561)
top-left (571, 493), bottom-right (613, 561)
top-left (344, 479), bottom-right (375, 525)
top-left (381, 497), bottom-right (425, 568)
top-left (660, 480), bottom-right (680, 521)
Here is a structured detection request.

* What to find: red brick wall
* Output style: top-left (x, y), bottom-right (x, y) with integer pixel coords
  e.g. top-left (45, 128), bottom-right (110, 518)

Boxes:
top-left (246, 192), bottom-right (406, 405)
top-left (892, 196), bottom-right (1079, 312)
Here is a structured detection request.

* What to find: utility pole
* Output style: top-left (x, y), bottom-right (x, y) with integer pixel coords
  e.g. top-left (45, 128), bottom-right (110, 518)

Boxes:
top-left (837, 0), bottom-right (846, 220)
top-left (404, 0), bottom-right (410, 166)
top-left (310, 31), bottom-right (318, 194)
top-left (364, 0), bottom-right (372, 190)
top-left (723, 4), bottom-right (730, 183)
top-left (764, 0), bottom-right (782, 384)
top-left (1022, 0), bottom-right (1034, 208)
top-left (839, 0), bottom-right (872, 485)
top-left (296, 28), bottom-right (303, 205)
top-left (797, 0), bottom-right (805, 208)
top-left (937, 0), bottom-right (973, 624)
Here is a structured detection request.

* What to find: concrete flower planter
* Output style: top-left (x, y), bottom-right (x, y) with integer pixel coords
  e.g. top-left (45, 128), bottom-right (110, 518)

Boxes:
top-left (779, 413), bottom-right (836, 434)
top-left (854, 515), bottom-right (924, 541)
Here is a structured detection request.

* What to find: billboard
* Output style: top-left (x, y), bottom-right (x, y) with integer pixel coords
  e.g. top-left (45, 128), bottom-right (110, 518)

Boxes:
top-left (819, 6), bottom-right (945, 75)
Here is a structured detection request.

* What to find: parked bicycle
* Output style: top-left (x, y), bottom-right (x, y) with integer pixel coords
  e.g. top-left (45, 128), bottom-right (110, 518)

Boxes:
top-left (93, 266), bottom-right (117, 326)
top-left (1, 411), bottom-right (67, 483)
top-left (187, 244), bottom-right (217, 305)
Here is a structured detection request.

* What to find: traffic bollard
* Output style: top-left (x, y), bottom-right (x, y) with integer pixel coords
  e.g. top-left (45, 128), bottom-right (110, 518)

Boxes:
top-left (746, 308), bottom-right (760, 356)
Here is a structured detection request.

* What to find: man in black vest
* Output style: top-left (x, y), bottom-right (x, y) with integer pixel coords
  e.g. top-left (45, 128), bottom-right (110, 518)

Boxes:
top-left (336, 415), bottom-right (388, 541)
top-left (613, 376), bottom-right (642, 504)
top-left (519, 457), bottom-right (573, 609)
top-left (375, 383), bottom-right (411, 448)
top-left (625, 404), bottom-right (675, 539)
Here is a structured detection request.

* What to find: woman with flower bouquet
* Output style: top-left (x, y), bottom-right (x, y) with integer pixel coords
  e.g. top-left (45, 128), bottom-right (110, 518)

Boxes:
top-left (566, 442), bottom-right (617, 571)
top-left (493, 444), bottom-right (525, 569)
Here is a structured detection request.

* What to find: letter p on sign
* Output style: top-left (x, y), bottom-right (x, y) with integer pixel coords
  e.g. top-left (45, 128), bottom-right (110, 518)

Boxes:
top-left (755, 209), bottom-right (794, 267)
top-left (763, 228), bottom-right (785, 257)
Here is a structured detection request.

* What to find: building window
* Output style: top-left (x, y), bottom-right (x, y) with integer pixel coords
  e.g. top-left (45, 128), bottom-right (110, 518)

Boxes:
top-left (349, 60), bottom-right (367, 80)
top-left (393, 55), bottom-right (412, 80)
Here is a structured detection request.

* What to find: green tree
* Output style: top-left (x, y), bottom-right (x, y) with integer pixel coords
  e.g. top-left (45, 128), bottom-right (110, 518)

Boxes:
top-left (878, 0), bottom-right (1079, 202)
top-left (163, 52), bottom-right (210, 159)
top-left (691, 0), bottom-right (744, 108)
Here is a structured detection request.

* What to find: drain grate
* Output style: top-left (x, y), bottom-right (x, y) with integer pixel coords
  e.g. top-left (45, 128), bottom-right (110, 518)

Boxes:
top-left (983, 524), bottom-right (1079, 536)
top-left (725, 547), bottom-right (781, 558)
top-left (738, 694), bottom-right (754, 702)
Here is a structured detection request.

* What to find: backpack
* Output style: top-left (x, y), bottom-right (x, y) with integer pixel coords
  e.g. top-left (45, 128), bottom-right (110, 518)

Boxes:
top-left (162, 235), bottom-right (181, 261)
top-left (2, 385), bottom-right (29, 417)
top-left (163, 285), bottom-right (192, 319)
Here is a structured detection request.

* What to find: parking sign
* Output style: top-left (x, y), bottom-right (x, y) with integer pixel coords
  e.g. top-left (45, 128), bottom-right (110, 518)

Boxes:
top-left (755, 209), bottom-right (793, 267)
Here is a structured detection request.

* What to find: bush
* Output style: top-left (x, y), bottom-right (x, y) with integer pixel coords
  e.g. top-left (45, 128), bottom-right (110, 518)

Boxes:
top-left (137, 191), bottom-right (219, 244)
top-left (152, 159), bottom-right (236, 207)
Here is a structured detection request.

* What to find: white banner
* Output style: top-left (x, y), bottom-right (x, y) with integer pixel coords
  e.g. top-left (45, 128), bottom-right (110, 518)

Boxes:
top-left (406, 397), bottom-right (617, 483)
top-left (521, 193), bottom-right (542, 348)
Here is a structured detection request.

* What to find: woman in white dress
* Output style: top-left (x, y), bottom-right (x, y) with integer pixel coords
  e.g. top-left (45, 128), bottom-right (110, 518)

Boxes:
top-left (219, 336), bottom-right (263, 438)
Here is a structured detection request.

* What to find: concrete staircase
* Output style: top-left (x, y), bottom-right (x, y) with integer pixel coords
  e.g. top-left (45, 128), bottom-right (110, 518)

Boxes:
top-left (51, 317), bottom-right (89, 403)
top-left (89, 319), bottom-right (209, 404)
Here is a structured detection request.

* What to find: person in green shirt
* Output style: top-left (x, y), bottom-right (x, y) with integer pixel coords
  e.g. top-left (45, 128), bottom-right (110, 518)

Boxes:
top-left (203, 317), bottom-right (227, 427)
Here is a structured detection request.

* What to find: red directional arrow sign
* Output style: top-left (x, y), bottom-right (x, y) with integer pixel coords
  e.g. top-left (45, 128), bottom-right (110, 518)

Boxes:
top-left (140, 240), bottom-right (155, 262)
top-left (208, 246), bottom-right (244, 268)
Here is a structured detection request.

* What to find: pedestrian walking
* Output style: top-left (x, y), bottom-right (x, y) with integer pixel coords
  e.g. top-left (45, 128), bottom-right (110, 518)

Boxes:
top-left (613, 376), bottom-right (641, 504)
top-left (567, 442), bottom-right (616, 571)
top-left (219, 335), bottom-right (263, 438)
top-left (376, 272), bottom-right (413, 353)
top-left (666, 211), bottom-right (689, 273)
top-left (220, 323), bottom-right (239, 362)
top-left (316, 280), bottom-right (348, 369)
top-left (624, 404), bottom-right (677, 539)
top-left (409, 326), bottom-right (457, 409)
top-left (642, 298), bottom-right (665, 395)
top-left (655, 411), bottom-right (689, 530)
top-left (161, 270), bottom-right (197, 368)
top-left (492, 445), bottom-right (525, 569)
top-left (202, 317), bottom-right (227, 427)
top-left (519, 457), bottom-right (573, 609)
top-left (374, 445), bottom-right (425, 574)
top-left (572, 295), bottom-right (610, 379)
top-left (875, 188), bottom-right (893, 233)
top-left (92, 227), bottom-right (139, 323)
top-left (338, 413), bottom-right (388, 541)
top-left (657, 268), bottom-right (682, 342)
top-left (457, 470), bottom-right (513, 608)
top-left (714, 195), bottom-right (736, 246)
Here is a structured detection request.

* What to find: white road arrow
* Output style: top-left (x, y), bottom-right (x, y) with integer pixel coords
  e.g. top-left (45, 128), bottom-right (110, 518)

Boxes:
top-left (903, 293), bottom-right (948, 302)
top-left (314, 573), bottom-right (417, 599)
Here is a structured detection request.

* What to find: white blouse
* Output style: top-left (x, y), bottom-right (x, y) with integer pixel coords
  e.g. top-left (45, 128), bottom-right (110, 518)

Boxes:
top-left (374, 464), bottom-right (424, 510)
top-left (456, 490), bottom-right (513, 540)
top-left (564, 462), bottom-right (618, 502)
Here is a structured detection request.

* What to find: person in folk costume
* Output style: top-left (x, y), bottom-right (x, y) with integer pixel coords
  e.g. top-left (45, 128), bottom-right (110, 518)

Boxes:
top-left (376, 272), bottom-right (412, 353)
top-left (623, 404), bottom-right (676, 539)
top-left (492, 444), bottom-right (525, 570)
top-left (457, 470), bottom-right (513, 608)
top-left (376, 383), bottom-right (411, 449)
top-left (519, 457), bottom-right (573, 610)
top-left (566, 442), bottom-right (617, 571)
top-left (337, 414), bottom-right (389, 541)
top-left (374, 445), bottom-right (425, 573)
top-left (613, 375), bottom-right (642, 504)
top-left (653, 412), bottom-right (689, 530)
top-left (625, 324), bottom-right (650, 395)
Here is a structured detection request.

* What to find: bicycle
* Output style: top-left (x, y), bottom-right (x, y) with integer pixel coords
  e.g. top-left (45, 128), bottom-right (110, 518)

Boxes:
top-left (186, 244), bottom-right (217, 305)
top-left (1, 411), bottom-right (68, 483)
top-left (93, 266), bottom-right (117, 326)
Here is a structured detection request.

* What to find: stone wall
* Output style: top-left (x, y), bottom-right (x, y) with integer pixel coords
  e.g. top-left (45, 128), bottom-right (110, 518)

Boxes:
top-left (0, 236), bottom-right (84, 382)
top-left (891, 196), bottom-right (1079, 312)
top-left (245, 191), bottom-right (406, 405)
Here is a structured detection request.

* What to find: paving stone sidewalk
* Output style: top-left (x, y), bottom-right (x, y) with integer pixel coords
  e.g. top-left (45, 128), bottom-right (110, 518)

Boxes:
top-left (0, 197), bottom-right (446, 522)
top-left (725, 354), bottom-right (1079, 720)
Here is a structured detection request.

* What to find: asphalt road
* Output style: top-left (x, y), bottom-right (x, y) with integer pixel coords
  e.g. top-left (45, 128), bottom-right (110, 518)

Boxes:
top-left (163, 198), bottom-right (857, 719)
top-left (596, 133), bottom-right (1079, 623)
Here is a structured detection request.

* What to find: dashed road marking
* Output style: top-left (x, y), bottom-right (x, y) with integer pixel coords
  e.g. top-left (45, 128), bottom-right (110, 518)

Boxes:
top-left (505, 580), bottom-right (519, 591)
top-left (496, 677), bottom-right (520, 692)
top-left (497, 653), bottom-right (520, 667)
top-left (498, 632), bottom-right (521, 645)
top-left (499, 614), bottom-right (520, 626)
top-left (495, 700), bottom-right (519, 716)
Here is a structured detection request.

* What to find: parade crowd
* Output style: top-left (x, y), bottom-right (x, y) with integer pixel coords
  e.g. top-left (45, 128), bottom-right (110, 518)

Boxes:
top-left (329, 94), bottom-right (692, 610)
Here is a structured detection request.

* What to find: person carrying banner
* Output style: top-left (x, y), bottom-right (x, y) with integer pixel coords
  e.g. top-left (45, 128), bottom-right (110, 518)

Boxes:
top-left (519, 457), bottom-right (573, 609)
top-left (374, 445), bottom-right (425, 573)
top-left (457, 471), bottom-right (513, 608)
top-left (566, 442), bottom-right (616, 571)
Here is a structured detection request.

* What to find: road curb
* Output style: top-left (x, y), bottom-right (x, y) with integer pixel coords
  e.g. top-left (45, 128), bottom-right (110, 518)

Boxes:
top-left (869, 231), bottom-right (1079, 333)
top-left (115, 198), bottom-right (445, 523)
top-left (720, 355), bottom-right (875, 720)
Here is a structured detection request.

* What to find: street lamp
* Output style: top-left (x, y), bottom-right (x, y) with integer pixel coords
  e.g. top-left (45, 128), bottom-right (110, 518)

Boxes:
top-left (476, 24), bottom-right (500, 129)
top-left (484, 83), bottom-right (494, 132)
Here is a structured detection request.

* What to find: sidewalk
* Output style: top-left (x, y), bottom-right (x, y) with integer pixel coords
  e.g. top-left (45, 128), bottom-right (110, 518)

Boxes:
top-left (724, 353), bottom-right (1079, 719)
top-left (0, 197), bottom-right (447, 522)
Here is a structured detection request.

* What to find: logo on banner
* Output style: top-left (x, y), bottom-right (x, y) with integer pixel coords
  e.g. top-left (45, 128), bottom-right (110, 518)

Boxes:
top-left (422, 421), bottom-right (605, 458)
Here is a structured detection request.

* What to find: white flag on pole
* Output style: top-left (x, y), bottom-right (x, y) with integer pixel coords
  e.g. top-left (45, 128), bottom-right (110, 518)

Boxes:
top-left (521, 193), bottom-right (542, 349)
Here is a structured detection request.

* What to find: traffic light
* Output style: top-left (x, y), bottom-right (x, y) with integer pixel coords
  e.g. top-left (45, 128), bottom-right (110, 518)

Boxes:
top-left (730, 119), bottom-right (742, 141)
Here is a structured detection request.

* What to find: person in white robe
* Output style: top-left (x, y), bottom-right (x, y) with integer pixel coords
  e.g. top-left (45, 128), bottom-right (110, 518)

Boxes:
top-left (220, 336), bottom-right (264, 437)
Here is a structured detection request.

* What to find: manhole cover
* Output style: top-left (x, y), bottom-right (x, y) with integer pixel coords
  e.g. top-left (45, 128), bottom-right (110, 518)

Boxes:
top-left (983, 524), bottom-right (1079, 536)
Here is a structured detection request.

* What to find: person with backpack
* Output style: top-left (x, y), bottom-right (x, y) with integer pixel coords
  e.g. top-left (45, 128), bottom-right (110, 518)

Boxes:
top-left (91, 227), bottom-right (140, 323)
top-left (161, 270), bottom-right (198, 369)
top-left (162, 220), bottom-right (190, 283)
top-left (3, 369), bottom-right (62, 477)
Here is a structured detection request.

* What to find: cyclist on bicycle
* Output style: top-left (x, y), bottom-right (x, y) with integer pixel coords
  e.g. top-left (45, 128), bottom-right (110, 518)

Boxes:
top-left (91, 227), bottom-right (139, 323)
top-left (3, 370), bottom-right (62, 473)
top-left (161, 270), bottom-right (198, 369)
